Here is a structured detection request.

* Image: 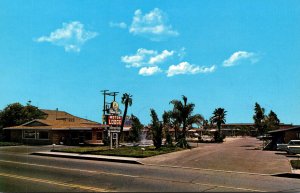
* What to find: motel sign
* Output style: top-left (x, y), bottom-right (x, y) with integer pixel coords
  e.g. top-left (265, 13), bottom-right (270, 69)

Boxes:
top-left (107, 115), bottom-right (122, 126)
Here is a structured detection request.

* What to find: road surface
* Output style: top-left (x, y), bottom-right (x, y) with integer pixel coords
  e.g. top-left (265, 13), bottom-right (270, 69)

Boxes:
top-left (0, 141), bottom-right (299, 192)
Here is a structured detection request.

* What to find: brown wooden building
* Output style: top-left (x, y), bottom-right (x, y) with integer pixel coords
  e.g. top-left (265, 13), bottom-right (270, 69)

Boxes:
top-left (3, 109), bottom-right (108, 145)
top-left (266, 126), bottom-right (300, 150)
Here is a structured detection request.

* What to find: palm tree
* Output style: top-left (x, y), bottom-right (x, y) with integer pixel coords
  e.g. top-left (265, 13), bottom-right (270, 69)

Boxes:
top-left (120, 93), bottom-right (132, 136)
top-left (210, 108), bottom-right (227, 133)
top-left (170, 95), bottom-right (204, 148)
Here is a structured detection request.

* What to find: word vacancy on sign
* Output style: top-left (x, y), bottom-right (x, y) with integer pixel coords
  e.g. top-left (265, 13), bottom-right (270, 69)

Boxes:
top-left (108, 115), bottom-right (122, 125)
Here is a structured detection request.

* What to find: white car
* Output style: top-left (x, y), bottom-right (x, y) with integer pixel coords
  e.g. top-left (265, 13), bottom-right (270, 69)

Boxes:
top-left (287, 145), bottom-right (300, 154)
top-left (277, 140), bottom-right (300, 152)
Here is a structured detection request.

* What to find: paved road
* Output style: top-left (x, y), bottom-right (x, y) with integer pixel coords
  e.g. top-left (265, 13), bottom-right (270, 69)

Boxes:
top-left (142, 137), bottom-right (291, 174)
top-left (0, 139), bottom-right (299, 192)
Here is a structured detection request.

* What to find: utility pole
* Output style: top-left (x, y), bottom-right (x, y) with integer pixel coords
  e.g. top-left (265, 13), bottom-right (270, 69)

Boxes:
top-left (101, 90), bottom-right (109, 124)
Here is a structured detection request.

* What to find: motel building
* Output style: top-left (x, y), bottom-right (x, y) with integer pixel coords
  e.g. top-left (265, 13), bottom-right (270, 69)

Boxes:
top-left (3, 109), bottom-right (108, 145)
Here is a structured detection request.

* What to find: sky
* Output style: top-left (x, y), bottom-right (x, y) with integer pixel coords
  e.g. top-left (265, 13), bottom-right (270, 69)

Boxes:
top-left (0, 0), bottom-right (300, 125)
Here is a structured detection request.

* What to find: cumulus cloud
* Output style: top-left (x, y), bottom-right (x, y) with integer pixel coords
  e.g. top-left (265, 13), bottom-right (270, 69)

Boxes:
top-left (35, 21), bottom-right (98, 52)
top-left (149, 50), bottom-right (174, 65)
top-left (129, 8), bottom-right (179, 41)
top-left (121, 48), bottom-right (174, 68)
top-left (139, 66), bottom-right (162, 76)
top-left (223, 51), bottom-right (258, 67)
top-left (167, 62), bottom-right (216, 77)
top-left (109, 22), bottom-right (127, 29)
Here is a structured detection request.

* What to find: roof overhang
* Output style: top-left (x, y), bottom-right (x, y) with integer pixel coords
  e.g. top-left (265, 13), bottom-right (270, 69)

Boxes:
top-left (268, 126), bottom-right (300, 134)
top-left (52, 128), bottom-right (92, 130)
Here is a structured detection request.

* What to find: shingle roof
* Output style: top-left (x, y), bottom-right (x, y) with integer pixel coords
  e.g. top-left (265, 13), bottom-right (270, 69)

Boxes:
top-left (268, 126), bottom-right (300, 133)
top-left (40, 109), bottom-right (99, 124)
top-left (4, 109), bottom-right (107, 130)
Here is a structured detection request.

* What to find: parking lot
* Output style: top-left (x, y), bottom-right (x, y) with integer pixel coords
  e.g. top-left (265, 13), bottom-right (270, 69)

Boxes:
top-left (142, 137), bottom-right (292, 174)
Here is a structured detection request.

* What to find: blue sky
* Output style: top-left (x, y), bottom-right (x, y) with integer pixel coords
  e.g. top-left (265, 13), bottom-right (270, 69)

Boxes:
top-left (0, 0), bottom-right (300, 125)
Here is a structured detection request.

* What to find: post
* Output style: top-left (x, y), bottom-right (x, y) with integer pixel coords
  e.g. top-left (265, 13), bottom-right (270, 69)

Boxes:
top-left (110, 131), bottom-right (113, 149)
top-left (101, 90), bottom-right (109, 124)
top-left (115, 133), bottom-right (118, 148)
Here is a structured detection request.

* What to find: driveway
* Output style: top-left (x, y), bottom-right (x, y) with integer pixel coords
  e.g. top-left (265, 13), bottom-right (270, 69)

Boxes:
top-left (141, 137), bottom-right (291, 174)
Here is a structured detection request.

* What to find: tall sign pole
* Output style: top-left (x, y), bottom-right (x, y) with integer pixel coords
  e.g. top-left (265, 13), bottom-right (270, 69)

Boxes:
top-left (101, 90), bottom-right (122, 149)
top-left (101, 90), bottom-right (109, 124)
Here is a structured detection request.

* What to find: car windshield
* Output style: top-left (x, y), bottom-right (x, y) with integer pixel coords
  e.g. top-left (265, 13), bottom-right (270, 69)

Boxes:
top-left (289, 141), bottom-right (300, 145)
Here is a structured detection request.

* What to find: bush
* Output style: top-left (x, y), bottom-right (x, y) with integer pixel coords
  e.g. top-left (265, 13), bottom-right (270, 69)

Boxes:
top-left (213, 131), bottom-right (226, 143)
top-left (175, 137), bottom-right (191, 149)
top-left (165, 130), bottom-right (173, 147)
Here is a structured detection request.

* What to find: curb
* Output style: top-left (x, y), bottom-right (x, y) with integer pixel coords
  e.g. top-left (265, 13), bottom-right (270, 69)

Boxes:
top-left (31, 152), bottom-right (143, 165)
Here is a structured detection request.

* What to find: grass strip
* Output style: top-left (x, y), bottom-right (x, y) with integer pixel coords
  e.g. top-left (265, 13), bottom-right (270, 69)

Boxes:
top-left (291, 160), bottom-right (300, 169)
top-left (52, 145), bottom-right (183, 158)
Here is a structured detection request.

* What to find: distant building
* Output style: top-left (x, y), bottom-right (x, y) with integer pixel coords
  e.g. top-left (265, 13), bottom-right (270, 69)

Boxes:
top-left (3, 109), bottom-right (107, 145)
top-left (266, 126), bottom-right (300, 150)
top-left (163, 123), bottom-right (295, 138)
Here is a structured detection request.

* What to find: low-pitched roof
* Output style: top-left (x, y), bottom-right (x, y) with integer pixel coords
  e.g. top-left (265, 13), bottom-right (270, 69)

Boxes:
top-left (4, 109), bottom-right (108, 130)
top-left (40, 109), bottom-right (98, 124)
top-left (268, 126), bottom-right (300, 134)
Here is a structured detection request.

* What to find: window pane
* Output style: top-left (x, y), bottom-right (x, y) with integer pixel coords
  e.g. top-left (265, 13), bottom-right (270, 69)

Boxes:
top-left (23, 130), bottom-right (36, 139)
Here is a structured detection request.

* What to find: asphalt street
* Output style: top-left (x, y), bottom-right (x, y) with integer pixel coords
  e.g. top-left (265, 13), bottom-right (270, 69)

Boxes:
top-left (0, 139), bottom-right (300, 192)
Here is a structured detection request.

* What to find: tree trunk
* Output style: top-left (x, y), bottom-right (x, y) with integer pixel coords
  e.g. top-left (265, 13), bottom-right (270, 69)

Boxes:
top-left (182, 120), bottom-right (187, 139)
top-left (120, 103), bottom-right (128, 142)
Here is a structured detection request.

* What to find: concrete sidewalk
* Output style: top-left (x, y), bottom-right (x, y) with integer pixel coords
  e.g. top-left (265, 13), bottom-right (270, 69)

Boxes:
top-left (32, 151), bottom-right (142, 164)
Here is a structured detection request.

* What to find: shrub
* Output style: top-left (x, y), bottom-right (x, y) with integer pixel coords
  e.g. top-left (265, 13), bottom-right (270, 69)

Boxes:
top-left (213, 131), bottom-right (226, 143)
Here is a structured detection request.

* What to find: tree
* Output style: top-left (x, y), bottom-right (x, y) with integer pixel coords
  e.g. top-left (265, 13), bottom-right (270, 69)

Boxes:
top-left (0, 102), bottom-right (45, 129)
top-left (265, 110), bottom-right (280, 131)
top-left (253, 102), bottom-right (266, 135)
top-left (210, 108), bottom-right (227, 133)
top-left (120, 93), bottom-right (133, 139)
top-left (128, 114), bottom-right (143, 142)
top-left (210, 108), bottom-right (227, 142)
top-left (170, 95), bottom-right (204, 148)
top-left (202, 119), bottom-right (210, 130)
top-left (162, 111), bottom-right (173, 146)
top-left (150, 109), bottom-right (162, 149)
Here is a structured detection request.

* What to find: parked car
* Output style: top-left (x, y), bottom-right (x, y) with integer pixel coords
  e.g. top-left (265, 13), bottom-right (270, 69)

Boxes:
top-left (287, 145), bottom-right (300, 154)
top-left (277, 140), bottom-right (300, 152)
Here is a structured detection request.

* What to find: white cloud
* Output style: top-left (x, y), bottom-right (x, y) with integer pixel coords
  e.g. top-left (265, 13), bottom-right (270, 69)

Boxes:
top-left (35, 21), bottom-right (98, 52)
top-left (121, 48), bottom-right (174, 68)
top-left (139, 66), bottom-right (162, 76)
top-left (149, 50), bottom-right (174, 65)
top-left (129, 8), bottom-right (179, 41)
top-left (167, 62), bottom-right (216, 77)
top-left (109, 22), bottom-right (127, 29)
top-left (223, 51), bottom-right (258, 67)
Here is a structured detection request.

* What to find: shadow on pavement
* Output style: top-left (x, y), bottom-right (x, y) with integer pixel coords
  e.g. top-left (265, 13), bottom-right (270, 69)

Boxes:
top-left (272, 173), bottom-right (300, 179)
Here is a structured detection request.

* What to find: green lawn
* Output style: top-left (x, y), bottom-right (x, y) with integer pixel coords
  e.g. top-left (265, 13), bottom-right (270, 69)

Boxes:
top-left (291, 160), bottom-right (300, 169)
top-left (0, 141), bottom-right (22, 146)
top-left (52, 145), bottom-right (183, 158)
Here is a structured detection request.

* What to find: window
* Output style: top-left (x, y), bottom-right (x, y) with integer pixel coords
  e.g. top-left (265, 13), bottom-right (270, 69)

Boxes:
top-left (23, 130), bottom-right (36, 139)
top-left (297, 133), bottom-right (300, 139)
top-left (37, 131), bottom-right (49, 140)
top-left (85, 131), bottom-right (92, 140)
top-left (96, 132), bottom-right (102, 140)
